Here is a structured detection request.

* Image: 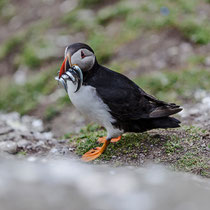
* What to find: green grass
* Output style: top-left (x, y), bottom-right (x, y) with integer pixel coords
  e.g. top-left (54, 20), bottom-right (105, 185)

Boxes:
top-left (0, 67), bottom-right (58, 115)
top-left (97, 0), bottom-right (210, 45)
top-left (1, 66), bottom-right (210, 115)
top-left (88, 32), bottom-right (114, 63)
top-left (68, 124), bottom-right (210, 177)
top-left (78, 0), bottom-right (101, 8)
top-left (0, 35), bottom-right (24, 60)
top-left (97, 2), bottom-right (133, 25)
top-left (21, 46), bottom-right (41, 69)
top-left (0, 0), bottom-right (209, 177)
top-left (135, 68), bottom-right (210, 103)
top-left (0, 0), bottom-right (7, 15)
top-left (44, 106), bottom-right (60, 121)
top-left (176, 152), bottom-right (209, 176)
top-left (70, 124), bottom-right (162, 159)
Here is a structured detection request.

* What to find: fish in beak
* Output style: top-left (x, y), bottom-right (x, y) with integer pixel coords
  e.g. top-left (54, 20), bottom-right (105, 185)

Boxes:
top-left (55, 55), bottom-right (83, 93)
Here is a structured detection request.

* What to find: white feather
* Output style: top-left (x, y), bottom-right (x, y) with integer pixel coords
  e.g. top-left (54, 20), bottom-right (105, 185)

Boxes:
top-left (71, 49), bottom-right (95, 72)
top-left (66, 81), bottom-right (123, 139)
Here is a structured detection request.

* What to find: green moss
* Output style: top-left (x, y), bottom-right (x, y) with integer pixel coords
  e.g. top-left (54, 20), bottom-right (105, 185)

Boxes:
top-left (121, 0), bottom-right (210, 44)
top-left (176, 152), bottom-right (209, 174)
top-left (44, 106), bottom-right (60, 121)
top-left (187, 55), bottom-right (206, 65)
top-left (97, 3), bottom-right (133, 25)
top-left (62, 10), bottom-right (91, 32)
top-left (67, 124), bottom-right (209, 176)
top-left (0, 67), bottom-right (58, 115)
top-left (179, 19), bottom-right (210, 44)
top-left (135, 68), bottom-right (210, 103)
top-left (0, 35), bottom-right (23, 60)
top-left (0, 0), bottom-right (7, 14)
top-left (164, 136), bottom-right (183, 154)
top-left (17, 151), bottom-right (27, 156)
top-left (88, 32), bottom-right (113, 63)
top-left (69, 124), bottom-right (161, 160)
top-left (78, 0), bottom-right (101, 8)
top-left (22, 46), bottom-right (41, 69)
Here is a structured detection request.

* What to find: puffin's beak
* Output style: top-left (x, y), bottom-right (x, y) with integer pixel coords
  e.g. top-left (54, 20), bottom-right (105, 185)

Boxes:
top-left (59, 52), bottom-right (72, 78)
top-left (59, 57), bottom-right (67, 78)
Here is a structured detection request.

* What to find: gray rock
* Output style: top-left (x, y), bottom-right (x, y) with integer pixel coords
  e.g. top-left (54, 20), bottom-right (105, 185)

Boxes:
top-left (0, 127), bottom-right (13, 135)
top-left (205, 56), bottom-right (210, 66)
top-left (17, 139), bottom-right (30, 148)
top-left (0, 159), bottom-right (209, 210)
top-left (0, 141), bottom-right (18, 154)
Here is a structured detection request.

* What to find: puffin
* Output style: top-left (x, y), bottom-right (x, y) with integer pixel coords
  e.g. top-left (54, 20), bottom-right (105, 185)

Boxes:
top-left (57, 43), bottom-right (182, 162)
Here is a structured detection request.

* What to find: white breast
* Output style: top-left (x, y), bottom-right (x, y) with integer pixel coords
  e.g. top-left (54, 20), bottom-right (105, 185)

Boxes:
top-left (66, 81), bottom-right (123, 139)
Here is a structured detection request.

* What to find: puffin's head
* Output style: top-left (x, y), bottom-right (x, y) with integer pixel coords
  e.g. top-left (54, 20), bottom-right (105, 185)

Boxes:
top-left (59, 43), bottom-right (96, 78)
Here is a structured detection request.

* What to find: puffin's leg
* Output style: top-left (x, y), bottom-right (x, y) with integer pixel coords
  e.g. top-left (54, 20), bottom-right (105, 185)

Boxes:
top-left (97, 136), bottom-right (121, 144)
top-left (81, 139), bottom-right (111, 162)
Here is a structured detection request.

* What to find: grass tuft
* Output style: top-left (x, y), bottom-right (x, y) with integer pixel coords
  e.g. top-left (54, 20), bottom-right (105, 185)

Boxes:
top-left (135, 68), bottom-right (210, 103)
top-left (0, 67), bottom-right (58, 115)
top-left (0, 36), bottom-right (23, 60)
top-left (67, 124), bottom-right (210, 177)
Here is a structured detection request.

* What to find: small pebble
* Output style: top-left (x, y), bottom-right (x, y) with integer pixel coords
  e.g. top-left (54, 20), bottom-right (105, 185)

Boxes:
top-left (69, 147), bottom-right (74, 152)
top-left (17, 139), bottom-right (30, 148)
top-left (27, 156), bottom-right (36, 162)
top-left (0, 127), bottom-right (13, 135)
top-left (0, 141), bottom-right (18, 154)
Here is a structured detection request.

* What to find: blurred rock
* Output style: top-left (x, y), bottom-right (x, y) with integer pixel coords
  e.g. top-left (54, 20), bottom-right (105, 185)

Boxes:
top-left (179, 90), bottom-right (210, 128)
top-left (13, 66), bottom-right (28, 85)
top-left (78, 9), bottom-right (95, 23)
top-left (204, 56), bottom-right (210, 66)
top-left (0, 127), bottom-right (13, 135)
top-left (0, 112), bottom-right (72, 157)
top-left (17, 139), bottom-right (31, 148)
top-left (0, 141), bottom-right (18, 154)
top-left (0, 159), bottom-right (209, 210)
top-left (60, 0), bottom-right (78, 13)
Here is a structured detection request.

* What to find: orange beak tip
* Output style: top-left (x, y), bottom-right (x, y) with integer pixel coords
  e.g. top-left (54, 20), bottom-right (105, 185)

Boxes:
top-left (59, 57), bottom-right (67, 78)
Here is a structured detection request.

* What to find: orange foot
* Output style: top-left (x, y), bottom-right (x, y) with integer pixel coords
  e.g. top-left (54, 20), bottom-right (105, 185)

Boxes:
top-left (97, 136), bottom-right (121, 144)
top-left (81, 140), bottom-right (110, 162)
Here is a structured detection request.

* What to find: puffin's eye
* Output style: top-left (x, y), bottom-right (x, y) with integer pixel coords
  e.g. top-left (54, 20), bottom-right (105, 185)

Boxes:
top-left (81, 51), bottom-right (85, 59)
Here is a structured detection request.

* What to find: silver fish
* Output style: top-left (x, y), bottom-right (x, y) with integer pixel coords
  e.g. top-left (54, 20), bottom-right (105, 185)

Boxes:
top-left (55, 65), bottom-right (83, 93)
top-left (55, 76), bottom-right (68, 93)
top-left (71, 65), bottom-right (83, 93)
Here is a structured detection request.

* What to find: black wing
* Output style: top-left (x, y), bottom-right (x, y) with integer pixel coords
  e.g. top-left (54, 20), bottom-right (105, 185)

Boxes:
top-left (84, 65), bottom-right (182, 121)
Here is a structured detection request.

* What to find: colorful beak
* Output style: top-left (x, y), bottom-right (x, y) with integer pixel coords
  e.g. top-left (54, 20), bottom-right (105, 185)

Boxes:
top-left (59, 57), bottom-right (67, 78)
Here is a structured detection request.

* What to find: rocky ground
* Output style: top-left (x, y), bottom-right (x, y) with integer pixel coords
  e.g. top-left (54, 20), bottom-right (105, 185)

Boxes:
top-left (0, 90), bottom-right (209, 176)
top-left (0, 109), bottom-right (210, 210)
top-left (0, 112), bottom-right (76, 158)
top-left (0, 0), bottom-right (210, 208)
top-left (0, 158), bottom-right (210, 210)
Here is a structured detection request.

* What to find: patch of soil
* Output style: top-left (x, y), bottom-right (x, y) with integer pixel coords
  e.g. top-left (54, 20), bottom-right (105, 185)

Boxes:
top-left (114, 28), bottom-right (210, 78)
top-left (69, 126), bottom-right (210, 177)
top-left (114, 29), bottom-right (191, 75)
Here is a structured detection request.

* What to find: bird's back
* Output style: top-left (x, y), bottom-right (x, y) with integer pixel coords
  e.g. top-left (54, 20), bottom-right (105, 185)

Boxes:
top-left (83, 64), bottom-right (182, 132)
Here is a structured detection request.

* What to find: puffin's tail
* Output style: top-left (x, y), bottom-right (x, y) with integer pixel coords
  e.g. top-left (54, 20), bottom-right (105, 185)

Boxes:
top-left (123, 116), bottom-right (181, 133)
top-left (149, 116), bottom-right (181, 129)
top-left (149, 103), bottom-right (182, 118)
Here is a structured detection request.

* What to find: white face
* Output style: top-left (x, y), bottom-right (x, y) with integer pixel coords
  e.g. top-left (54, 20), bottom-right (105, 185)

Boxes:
top-left (65, 48), bottom-right (96, 72)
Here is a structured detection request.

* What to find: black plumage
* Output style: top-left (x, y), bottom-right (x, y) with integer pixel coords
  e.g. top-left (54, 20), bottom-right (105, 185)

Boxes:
top-left (82, 59), bottom-right (182, 132)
